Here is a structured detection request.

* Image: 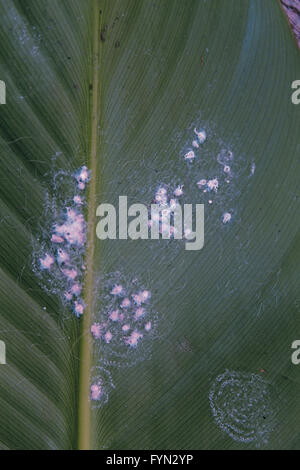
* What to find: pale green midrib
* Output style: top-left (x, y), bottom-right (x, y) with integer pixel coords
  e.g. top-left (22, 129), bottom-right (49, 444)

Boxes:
top-left (77, 0), bottom-right (100, 451)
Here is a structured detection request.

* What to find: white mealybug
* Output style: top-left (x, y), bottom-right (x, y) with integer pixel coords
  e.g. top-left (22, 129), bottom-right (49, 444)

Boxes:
top-left (184, 150), bottom-right (195, 161)
top-left (197, 179), bottom-right (207, 188)
top-left (222, 212), bottom-right (232, 224)
top-left (104, 331), bottom-right (113, 343)
top-left (174, 185), bottom-right (184, 197)
top-left (194, 128), bottom-right (206, 144)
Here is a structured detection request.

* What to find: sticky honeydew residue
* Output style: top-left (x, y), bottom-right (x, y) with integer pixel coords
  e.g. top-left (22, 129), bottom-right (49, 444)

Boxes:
top-left (32, 165), bottom-right (91, 317)
top-left (209, 370), bottom-right (277, 446)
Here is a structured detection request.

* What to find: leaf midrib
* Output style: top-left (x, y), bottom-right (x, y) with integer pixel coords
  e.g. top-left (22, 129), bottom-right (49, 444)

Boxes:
top-left (77, 0), bottom-right (101, 451)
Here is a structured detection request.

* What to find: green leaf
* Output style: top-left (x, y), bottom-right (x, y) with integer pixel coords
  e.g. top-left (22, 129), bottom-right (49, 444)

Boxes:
top-left (0, 0), bottom-right (299, 450)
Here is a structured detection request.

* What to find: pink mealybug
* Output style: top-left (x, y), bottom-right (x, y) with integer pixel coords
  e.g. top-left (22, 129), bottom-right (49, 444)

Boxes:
top-left (197, 179), bottom-right (207, 188)
top-left (62, 268), bottom-right (78, 280)
top-left (140, 290), bottom-right (151, 302)
top-left (111, 284), bottom-right (123, 296)
top-left (169, 199), bottom-right (178, 211)
top-left (90, 383), bottom-right (102, 401)
top-left (132, 293), bottom-right (143, 306)
top-left (135, 307), bottom-right (145, 320)
top-left (91, 323), bottom-right (102, 339)
top-left (51, 234), bottom-right (64, 243)
top-left (76, 165), bottom-right (90, 183)
top-left (40, 254), bottom-right (54, 270)
top-left (74, 300), bottom-right (85, 316)
top-left (64, 291), bottom-right (73, 301)
top-left (184, 150), bottom-right (195, 161)
top-left (73, 195), bottom-right (83, 205)
top-left (207, 178), bottom-right (219, 192)
top-left (91, 272), bottom-right (159, 368)
top-left (109, 310), bottom-right (119, 322)
top-left (70, 283), bottom-right (82, 295)
top-left (104, 331), bottom-right (113, 343)
top-left (90, 367), bottom-right (115, 407)
top-left (174, 185), bottom-right (184, 197)
top-left (120, 298), bottom-right (131, 308)
top-left (155, 187), bottom-right (168, 205)
top-left (125, 330), bottom-right (143, 347)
